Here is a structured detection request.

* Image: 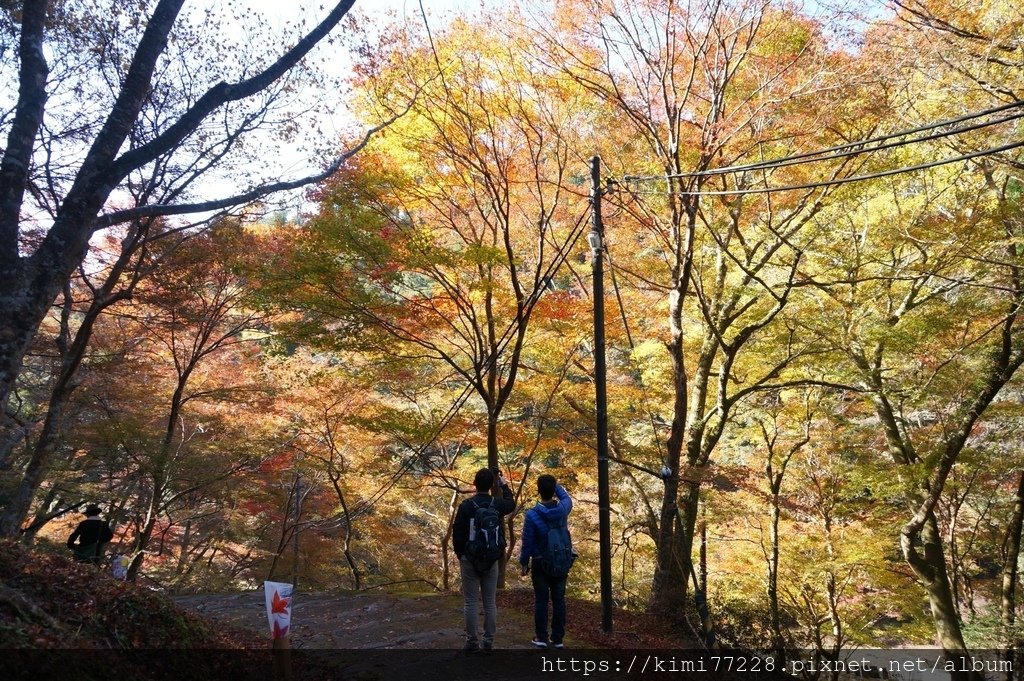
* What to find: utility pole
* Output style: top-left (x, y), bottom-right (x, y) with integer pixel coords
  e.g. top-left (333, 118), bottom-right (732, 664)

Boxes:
top-left (590, 156), bottom-right (613, 633)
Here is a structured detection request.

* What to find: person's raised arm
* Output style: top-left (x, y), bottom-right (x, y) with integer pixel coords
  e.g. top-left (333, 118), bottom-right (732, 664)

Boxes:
top-left (493, 474), bottom-right (516, 515)
top-left (555, 484), bottom-right (572, 515)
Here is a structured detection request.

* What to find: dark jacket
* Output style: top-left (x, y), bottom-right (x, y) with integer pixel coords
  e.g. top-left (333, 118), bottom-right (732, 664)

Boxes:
top-left (67, 517), bottom-right (114, 556)
top-left (453, 484), bottom-right (515, 558)
top-left (519, 484), bottom-right (572, 566)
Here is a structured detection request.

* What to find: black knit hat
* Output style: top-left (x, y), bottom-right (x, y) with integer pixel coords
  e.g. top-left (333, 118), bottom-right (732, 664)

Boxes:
top-left (84, 505), bottom-right (102, 516)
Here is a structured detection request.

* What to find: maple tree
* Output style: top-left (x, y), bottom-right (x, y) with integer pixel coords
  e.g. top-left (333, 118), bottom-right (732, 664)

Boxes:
top-left (251, 8), bottom-right (597, 554)
top-left (0, 0), bottom-right (398, 424)
top-left (531, 0), bottom-right (878, 616)
top-left (770, 0), bottom-right (1024, 666)
top-left (0, 217), bottom-right (170, 537)
top-left (337, 15), bottom-right (592, 471)
top-left (86, 223), bottom-right (270, 581)
top-left (799, 138), bottom-right (1021, 671)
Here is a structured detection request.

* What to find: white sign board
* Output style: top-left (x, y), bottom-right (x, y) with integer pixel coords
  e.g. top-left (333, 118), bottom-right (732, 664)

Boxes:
top-left (264, 581), bottom-right (294, 640)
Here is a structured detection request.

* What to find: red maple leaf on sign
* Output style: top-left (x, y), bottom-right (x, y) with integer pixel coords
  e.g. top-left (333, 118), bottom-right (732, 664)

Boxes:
top-left (272, 590), bottom-right (290, 614)
top-left (273, 620), bottom-right (289, 639)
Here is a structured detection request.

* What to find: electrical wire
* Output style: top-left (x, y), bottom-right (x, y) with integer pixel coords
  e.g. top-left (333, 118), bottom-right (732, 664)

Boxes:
top-left (343, 0), bottom-right (601, 513)
top-left (624, 98), bottom-right (1024, 182)
top-left (595, 104), bottom-right (1024, 478)
top-left (663, 108), bottom-right (1022, 181)
top-left (604, 241), bottom-right (671, 473)
top-left (624, 138), bottom-right (1024, 197)
top-left (351, 205), bottom-right (595, 514)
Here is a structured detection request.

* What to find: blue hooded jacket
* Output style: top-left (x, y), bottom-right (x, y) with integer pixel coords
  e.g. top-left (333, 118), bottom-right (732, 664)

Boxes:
top-left (519, 484), bottom-right (572, 567)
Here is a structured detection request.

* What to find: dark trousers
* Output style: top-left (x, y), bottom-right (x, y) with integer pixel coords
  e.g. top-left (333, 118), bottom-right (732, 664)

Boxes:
top-left (71, 542), bottom-right (102, 564)
top-left (531, 560), bottom-right (567, 644)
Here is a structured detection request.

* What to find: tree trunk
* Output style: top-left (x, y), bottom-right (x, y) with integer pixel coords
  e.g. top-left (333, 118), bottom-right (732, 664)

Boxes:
top-left (0, 396), bottom-right (67, 536)
top-left (340, 499), bottom-right (359, 590)
top-left (1002, 471), bottom-right (1024, 680)
top-left (649, 502), bottom-right (683, 612)
top-left (824, 570), bottom-right (841, 681)
top-left (649, 476), bottom-right (695, 614)
top-left (768, 481), bottom-right (785, 665)
top-left (0, 416), bottom-right (28, 472)
top-left (823, 519), bottom-right (843, 681)
top-left (947, 495), bottom-right (965, 618)
top-left (0, 294), bottom-right (59, 422)
top-left (484, 410), bottom-right (512, 588)
top-left (649, 323), bottom-right (689, 613)
top-left (442, 489), bottom-right (458, 592)
top-left (127, 483), bottom-right (162, 582)
top-left (326, 467), bottom-right (360, 589)
top-left (486, 411), bottom-right (499, 470)
top-left (903, 510), bottom-right (983, 681)
top-left (176, 518), bottom-right (193, 576)
top-left (1002, 471), bottom-right (1024, 632)
top-left (696, 507), bottom-right (715, 646)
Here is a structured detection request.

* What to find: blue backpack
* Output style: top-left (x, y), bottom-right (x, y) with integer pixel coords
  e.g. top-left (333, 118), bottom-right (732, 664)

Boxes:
top-left (537, 507), bottom-right (575, 578)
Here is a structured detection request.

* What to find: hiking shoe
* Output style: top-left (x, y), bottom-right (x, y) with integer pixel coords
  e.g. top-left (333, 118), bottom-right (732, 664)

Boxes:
top-left (531, 638), bottom-right (548, 648)
top-left (552, 642), bottom-right (565, 649)
top-left (464, 640), bottom-right (480, 653)
top-left (481, 642), bottom-right (493, 654)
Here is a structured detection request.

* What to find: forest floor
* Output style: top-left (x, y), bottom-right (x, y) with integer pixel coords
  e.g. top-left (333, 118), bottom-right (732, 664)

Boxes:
top-left (171, 586), bottom-right (688, 650)
top-left (169, 587), bottom-right (745, 680)
top-left (174, 588), bottom-right (540, 649)
top-left (2, 540), bottom-right (786, 680)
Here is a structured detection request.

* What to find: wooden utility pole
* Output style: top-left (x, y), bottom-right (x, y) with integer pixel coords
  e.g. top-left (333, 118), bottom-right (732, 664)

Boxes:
top-left (590, 156), bottom-right (613, 633)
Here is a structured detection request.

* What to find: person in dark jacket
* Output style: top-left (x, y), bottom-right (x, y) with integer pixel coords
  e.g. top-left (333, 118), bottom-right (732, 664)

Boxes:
top-left (519, 474), bottom-right (572, 648)
top-left (67, 505), bottom-right (114, 564)
top-left (452, 467), bottom-right (515, 653)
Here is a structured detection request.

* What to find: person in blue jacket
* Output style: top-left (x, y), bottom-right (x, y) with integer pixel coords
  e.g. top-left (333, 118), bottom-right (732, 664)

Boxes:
top-left (519, 474), bottom-right (572, 648)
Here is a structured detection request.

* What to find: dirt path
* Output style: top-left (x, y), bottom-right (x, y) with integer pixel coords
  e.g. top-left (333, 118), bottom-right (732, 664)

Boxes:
top-left (174, 589), bottom-right (552, 650)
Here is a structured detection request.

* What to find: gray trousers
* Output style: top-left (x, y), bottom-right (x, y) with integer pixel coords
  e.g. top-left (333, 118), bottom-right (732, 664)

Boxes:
top-left (460, 555), bottom-right (499, 645)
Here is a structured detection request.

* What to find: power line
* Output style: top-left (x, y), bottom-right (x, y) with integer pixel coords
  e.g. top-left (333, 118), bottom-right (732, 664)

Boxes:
top-left (653, 108), bottom-right (1023, 181)
top-left (604, 241), bottom-right (670, 473)
top-left (359, 2), bottom-right (601, 513)
top-left (624, 98), bottom-right (1024, 183)
top-left (351, 204), bottom-right (595, 514)
top-left (624, 138), bottom-right (1024, 197)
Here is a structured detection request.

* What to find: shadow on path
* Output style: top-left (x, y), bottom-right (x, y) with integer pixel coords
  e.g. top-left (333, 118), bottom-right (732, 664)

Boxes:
top-left (174, 589), bottom-right (555, 650)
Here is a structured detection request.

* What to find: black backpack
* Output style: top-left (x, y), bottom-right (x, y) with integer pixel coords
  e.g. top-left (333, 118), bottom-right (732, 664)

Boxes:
top-left (537, 508), bottom-right (575, 578)
top-left (465, 498), bottom-right (503, 575)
